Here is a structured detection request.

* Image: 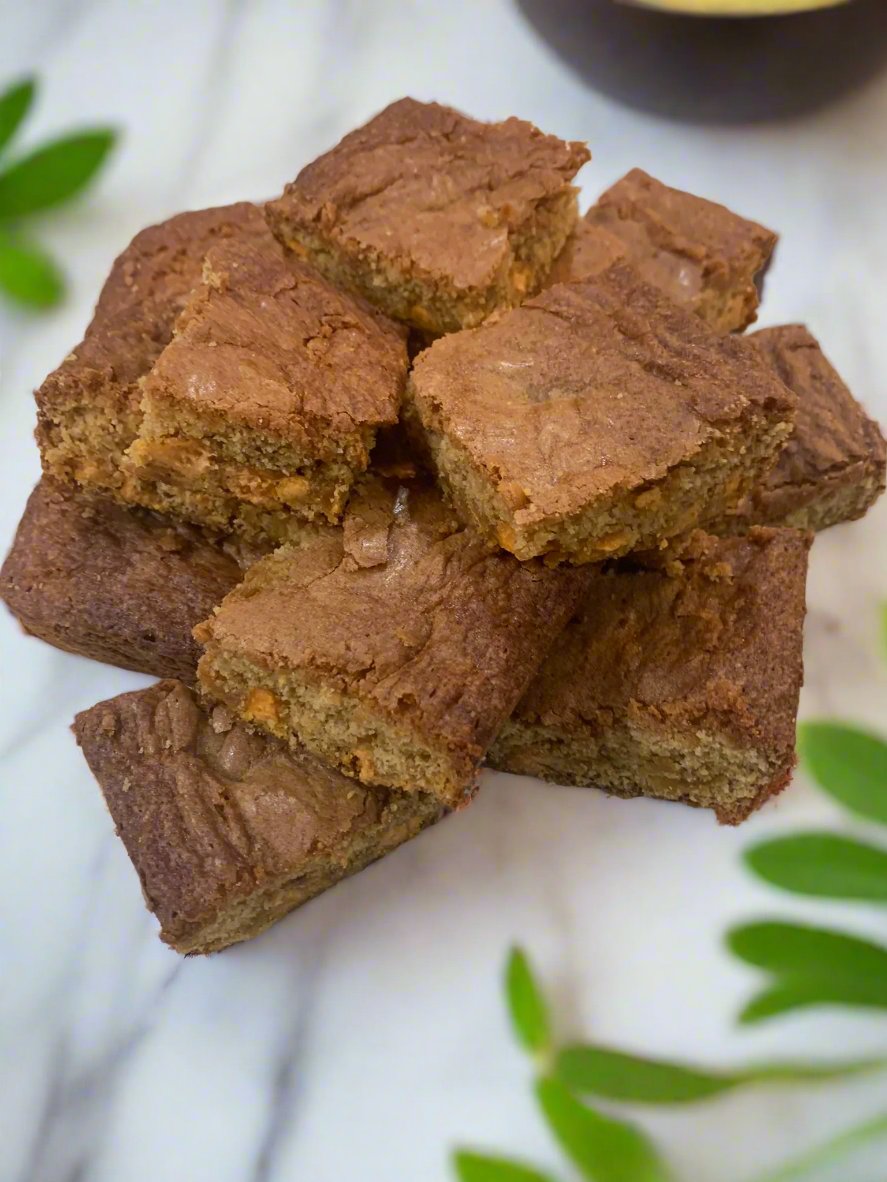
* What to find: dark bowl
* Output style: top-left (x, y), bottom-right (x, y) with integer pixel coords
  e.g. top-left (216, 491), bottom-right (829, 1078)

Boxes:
top-left (516, 0), bottom-right (887, 123)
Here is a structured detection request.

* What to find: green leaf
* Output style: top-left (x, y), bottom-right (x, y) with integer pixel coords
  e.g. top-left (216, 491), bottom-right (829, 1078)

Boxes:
top-left (535, 1077), bottom-right (672, 1182)
top-left (557, 1045), bottom-right (733, 1103)
top-left (749, 1110), bottom-right (887, 1182)
top-left (0, 78), bottom-right (36, 158)
top-left (728, 920), bottom-right (887, 978)
top-left (738, 978), bottom-right (887, 1024)
top-left (0, 128), bottom-right (117, 219)
top-left (554, 1043), bottom-right (886, 1104)
top-left (505, 947), bottom-right (551, 1056)
top-left (453, 1150), bottom-right (561, 1182)
top-left (798, 721), bottom-right (887, 826)
top-left (0, 231), bottom-right (64, 307)
top-left (728, 921), bottom-right (887, 1025)
top-left (729, 922), bottom-right (887, 1022)
top-left (744, 833), bottom-right (887, 902)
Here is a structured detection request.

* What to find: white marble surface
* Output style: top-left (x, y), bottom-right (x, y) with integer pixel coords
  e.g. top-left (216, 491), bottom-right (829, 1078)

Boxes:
top-left (1, 3), bottom-right (887, 1180)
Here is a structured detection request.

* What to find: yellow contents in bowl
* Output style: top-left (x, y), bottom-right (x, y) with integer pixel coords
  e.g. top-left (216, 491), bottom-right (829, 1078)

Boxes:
top-left (627, 0), bottom-right (850, 14)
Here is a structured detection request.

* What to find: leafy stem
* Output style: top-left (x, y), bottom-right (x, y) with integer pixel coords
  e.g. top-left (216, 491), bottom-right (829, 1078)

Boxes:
top-left (454, 945), bottom-right (887, 1182)
top-left (452, 636), bottom-right (887, 1182)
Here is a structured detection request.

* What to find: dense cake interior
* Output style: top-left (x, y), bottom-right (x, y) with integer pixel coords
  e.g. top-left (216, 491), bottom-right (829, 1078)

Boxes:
top-left (418, 410), bottom-right (791, 563)
top-left (489, 717), bottom-right (781, 826)
top-left (39, 371), bottom-right (144, 494)
top-left (197, 651), bottom-right (473, 809)
top-left (125, 427), bottom-right (357, 536)
top-left (779, 476), bottom-right (885, 532)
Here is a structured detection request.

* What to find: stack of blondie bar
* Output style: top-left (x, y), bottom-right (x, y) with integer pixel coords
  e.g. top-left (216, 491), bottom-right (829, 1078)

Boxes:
top-left (2, 99), bottom-right (884, 954)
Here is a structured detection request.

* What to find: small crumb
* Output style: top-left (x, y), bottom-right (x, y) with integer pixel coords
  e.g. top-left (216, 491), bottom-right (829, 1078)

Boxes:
top-left (99, 713), bottom-right (117, 736)
top-left (210, 704), bottom-right (234, 734)
top-left (393, 486), bottom-right (411, 523)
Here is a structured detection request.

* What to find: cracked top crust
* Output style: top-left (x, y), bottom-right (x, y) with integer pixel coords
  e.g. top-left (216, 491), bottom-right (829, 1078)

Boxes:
top-left (74, 681), bottom-right (436, 949)
top-left (408, 263), bottom-right (796, 524)
top-left (747, 324), bottom-right (886, 506)
top-left (36, 203), bottom-right (268, 416)
top-left (143, 233), bottom-right (406, 450)
top-left (512, 527), bottom-right (811, 761)
top-left (196, 476), bottom-right (590, 764)
top-left (267, 97), bottom-right (589, 291)
top-left (549, 169), bottom-right (776, 325)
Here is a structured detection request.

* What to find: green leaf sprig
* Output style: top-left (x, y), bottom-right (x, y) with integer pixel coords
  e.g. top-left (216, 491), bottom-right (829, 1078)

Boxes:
top-left (452, 947), bottom-right (884, 1182)
top-left (0, 77), bottom-right (117, 309)
top-left (734, 717), bottom-right (887, 1021)
top-left (452, 610), bottom-right (887, 1182)
top-left (727, 920), bottom-right (887, 1023)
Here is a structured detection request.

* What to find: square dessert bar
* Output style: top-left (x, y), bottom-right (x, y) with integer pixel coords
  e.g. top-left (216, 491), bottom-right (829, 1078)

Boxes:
top-left (489, 527), bottom-right (811, 824)
top-left (548, 168), bottom-right (776, 333)
top-left (123, 232), bottom-right (407, 542)
top-left (36, 203), bottom-right (268, 496)
top-left (266, 97), bottom-right (589, 334)
top-left (196, 476), bottom-right (590, 807)
top-left (0, 478), bottom-right (246, 682)
top-left (74, 681), bottom-right (442, 953)
top-left (723, 325), bottom-right (886, 532)
top-left (407, 263), bottom-right (796, 564)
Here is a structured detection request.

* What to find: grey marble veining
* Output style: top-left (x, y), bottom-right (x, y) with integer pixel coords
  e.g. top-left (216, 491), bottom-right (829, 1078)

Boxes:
top-left (1, 3), bottom-right (887, 1180)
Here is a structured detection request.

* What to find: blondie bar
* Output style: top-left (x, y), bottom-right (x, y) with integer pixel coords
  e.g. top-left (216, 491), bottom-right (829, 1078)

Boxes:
top-left (548, 169), bottom-right (776, 333)
top-left (266, 98), bottom-right (589, 334)
top-left (196, 475), bottom-right (590, 807)
top-left (74, 681), bottom-right (442, 953)
top-left (723, 325), bottom-right (885, 532)
top-left (489, 528), bottom-right (811, 824)
top-left (407, 263), bottom-right (796, 563)
top-left (123, 232), bottom-right (407, 542)
top-left (0, 479), bottom-right (244, 681)
top-left (36, 203), bottom-right (267, 495)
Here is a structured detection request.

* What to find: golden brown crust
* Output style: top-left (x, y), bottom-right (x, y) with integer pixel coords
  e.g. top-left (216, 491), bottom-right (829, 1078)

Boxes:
top-left (493, 527), bottom-right (811, 822)
top-left (141, 233), bottom-right (405, 451)
top-left (408, 262), bottom-right (796, 560)
top-left (549, 169), bottom-right (776, 333)
top-left (35, 204), bottom-right (269, 492)
top-left (0, 479), bottom-right (244, 681)
top-left (546, 220), bottom-right (628, 287)
top-left (120, 232), bottom-right (408, 541)
top-left (196, 475), bottom-right (590, 803)
top-left (267, 97), bottom-right (589, 332)
top-left (73, 681), bottom-right (442, 953)
top-left (724, 325), bottom-right (886, 531)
